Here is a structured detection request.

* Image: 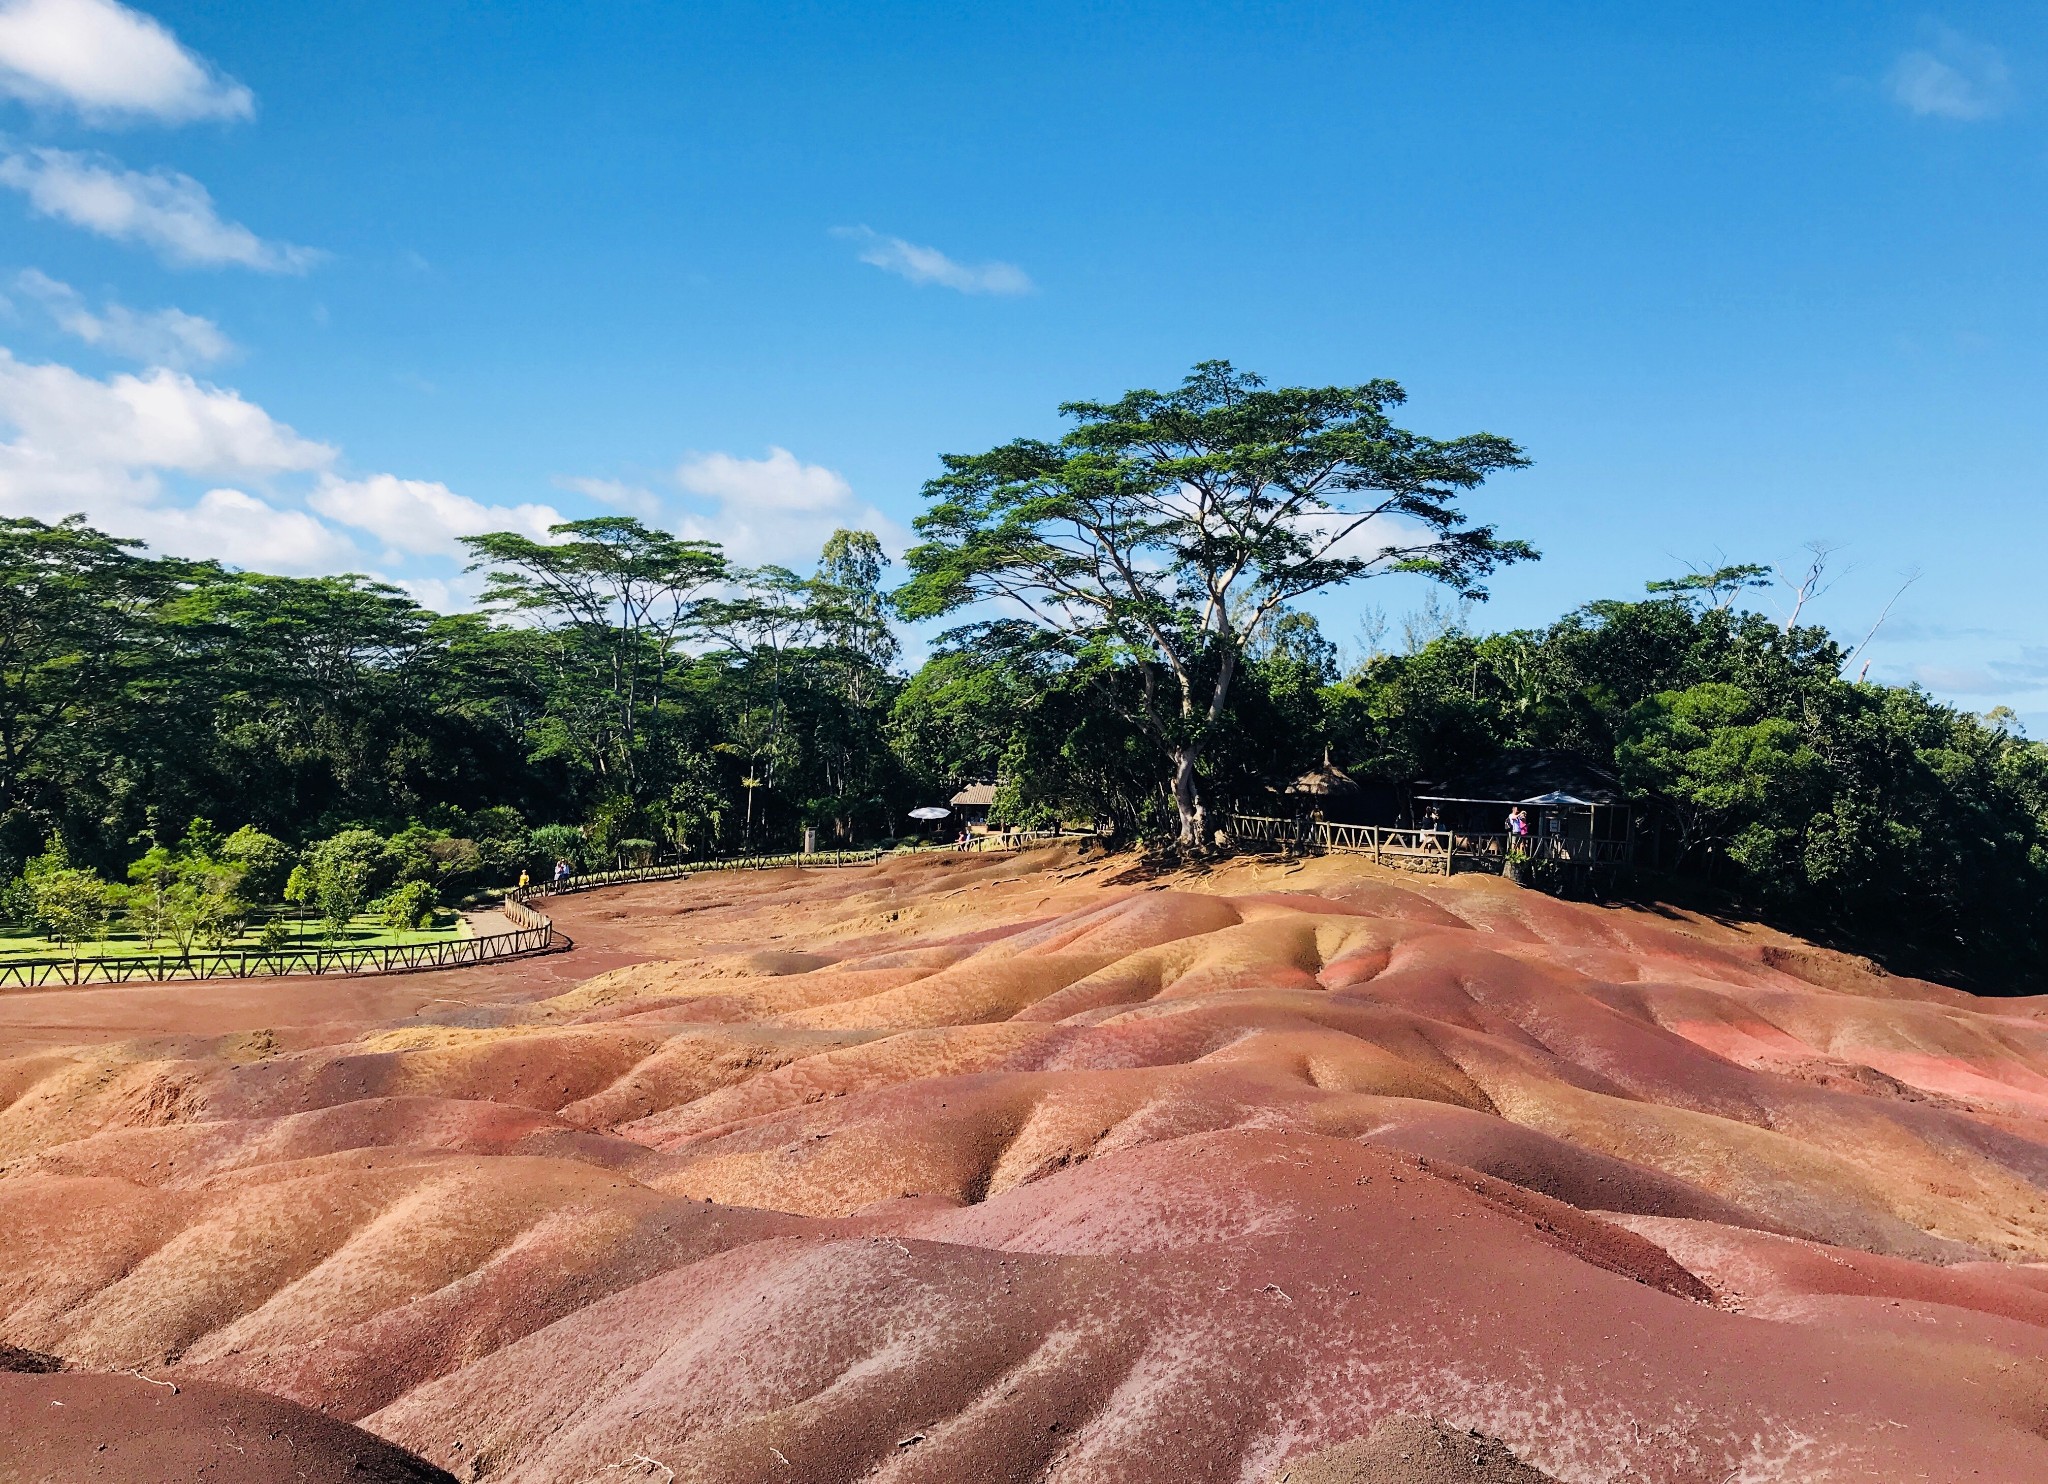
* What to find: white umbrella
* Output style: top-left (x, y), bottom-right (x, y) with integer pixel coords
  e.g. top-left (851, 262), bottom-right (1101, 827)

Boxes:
top-left (908, 806), bottom-right (952, 820)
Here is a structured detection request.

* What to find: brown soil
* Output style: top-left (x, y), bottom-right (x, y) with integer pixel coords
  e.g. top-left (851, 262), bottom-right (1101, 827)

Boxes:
top-left (8, 846), bottom-right (2048, 1481)
top-left (1274, 1415), bottom-right (1561, 1483)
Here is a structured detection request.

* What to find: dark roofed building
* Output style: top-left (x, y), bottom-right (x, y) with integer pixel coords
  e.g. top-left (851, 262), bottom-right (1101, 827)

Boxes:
top-left (950, 783), bottom-right (998, 832)
top-left (1420, 749), bottom-right (1627, 807)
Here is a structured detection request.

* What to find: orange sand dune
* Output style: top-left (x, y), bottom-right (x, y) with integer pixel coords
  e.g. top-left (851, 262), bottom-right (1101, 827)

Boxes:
top-left (8, 846), bottom-right (2048, 1481)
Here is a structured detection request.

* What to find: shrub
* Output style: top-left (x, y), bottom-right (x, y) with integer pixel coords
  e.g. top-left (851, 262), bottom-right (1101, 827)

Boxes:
top-left (221, 826), bottom-right (293, 901)
top-left (19, 836), bottom-right (120, 963)
top-left (306, 829), bottom-right (396, 897)
top-left (527, 824), bottom-right (585, 872)
top-left (378, 879), bottom-right (438, 931)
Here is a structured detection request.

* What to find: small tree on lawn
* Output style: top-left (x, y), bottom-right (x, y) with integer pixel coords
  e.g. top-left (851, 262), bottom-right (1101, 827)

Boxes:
top-left (126, 842), bottom-right (177, 948)
top-left (25, 837), bottom-right (117, 970)
top-left (128, 823), bottom-right (249, 961)
top-left (164, 853), bottom-right (248, 957)
top-left (282, 865), bottom-right (313, 945)
top-left (303, 830), bottom-right (389, 941)
top-left (894, 361), bottom-right (1534, 846)
top-left (378, 879), bottom-right (438, 931)
top-left (314, 858), bottom-right (371, 942)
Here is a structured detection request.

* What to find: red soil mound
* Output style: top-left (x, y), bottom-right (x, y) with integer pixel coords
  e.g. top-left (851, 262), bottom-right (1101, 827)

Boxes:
top-left (1, 1369), bottom-right (454, 1482)
top-left (9, 846), bottom-right (2048, 1480)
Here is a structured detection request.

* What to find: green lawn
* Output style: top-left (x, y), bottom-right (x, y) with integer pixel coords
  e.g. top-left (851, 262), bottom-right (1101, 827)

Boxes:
top-left (0, 907), bottom-right (468, 965)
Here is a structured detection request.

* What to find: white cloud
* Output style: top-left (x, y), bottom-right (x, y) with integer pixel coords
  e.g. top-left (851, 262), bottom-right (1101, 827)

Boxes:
top-left (0, 345), bottom-right (329, 481)
top-left (0, 0), bottom-right (252, 123)
top-left (833, 225), bottom-right (1032, 296)
top-left (564, 448), bottom-right (904, 567)
top-left (1888, 31), bottom-right (2012, 120)
top-left (384, 571), bottom-right (485, 614)
top-left (308, 472), bottom-right (562, 558)
top-left (0, 147), bottom-right (319, 271)
top-left (123, 485), bottom-right (357, 569)
top-left (663, 445), bottom-right (905, 566)
top-left (15, 268), bottom-right (232, 366)
top-left (0, 344), bottom-right (571, 580)
top-left (0, 345), bottom-right (348, 569)
top-left (677, 446), bottom-right (857, 512)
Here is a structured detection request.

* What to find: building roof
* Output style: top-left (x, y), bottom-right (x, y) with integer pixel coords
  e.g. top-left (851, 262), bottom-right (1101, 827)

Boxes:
top-left (1285, 762), bottom-right (1360, 797)
top-left (950, 784), bottom-right (998, 807)
top-left (1416, 749), bottom-right (1628, 806)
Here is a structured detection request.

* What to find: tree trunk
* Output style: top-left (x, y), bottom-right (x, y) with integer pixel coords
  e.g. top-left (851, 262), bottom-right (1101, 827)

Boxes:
top-left (1171, 746), bottom-right (1208, 849)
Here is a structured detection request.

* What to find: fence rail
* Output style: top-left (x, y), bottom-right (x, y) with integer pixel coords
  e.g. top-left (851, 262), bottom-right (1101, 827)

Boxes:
top-left (0, 919), bottom-right (559, 989)
top-left (1221, 815), bottom-right (1632, 875)
top-left (955, 829), bottom-right (1089, 854)
top-left (0, 836), bottom-right (1094, 990)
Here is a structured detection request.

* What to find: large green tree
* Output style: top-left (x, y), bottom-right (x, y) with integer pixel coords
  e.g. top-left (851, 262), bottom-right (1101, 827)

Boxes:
top-left (0, 516), bottom-right (185, 842)
top-left (462, 518), bottom-right (726, 802)
top-left (894, 362), bottom-right (1532, 845)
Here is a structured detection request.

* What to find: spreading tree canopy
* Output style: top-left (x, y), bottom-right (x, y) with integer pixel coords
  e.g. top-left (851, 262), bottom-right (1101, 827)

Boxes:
top-left (894, 361), bottom-right (1533, 844)
top-left (461, 517), bottom-right (726, 801)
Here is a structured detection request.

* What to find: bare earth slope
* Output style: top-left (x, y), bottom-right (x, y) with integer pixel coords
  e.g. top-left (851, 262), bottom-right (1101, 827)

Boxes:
top-left (9, 847), bottom-right (2048, 1481)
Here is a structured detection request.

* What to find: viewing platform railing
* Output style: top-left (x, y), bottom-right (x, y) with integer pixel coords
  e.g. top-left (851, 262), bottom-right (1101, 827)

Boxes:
top-left (1222, 815), bottom-right (1632, 874)
top-left (954, 829), bottom-right (1088, 854)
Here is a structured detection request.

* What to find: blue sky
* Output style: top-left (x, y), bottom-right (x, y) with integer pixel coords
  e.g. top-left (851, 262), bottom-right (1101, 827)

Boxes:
top-left (0, 1), bottom-right (2044, 718)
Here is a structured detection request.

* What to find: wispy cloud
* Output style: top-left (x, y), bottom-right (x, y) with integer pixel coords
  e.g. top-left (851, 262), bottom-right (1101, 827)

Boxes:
top-left (0, 0), bottom-right (252, 124)
top-left (1991, 649), bottom-right (2048, 686)
top-left (555, 474), bottom-right (662, 519)
top-left (1888, 28), bottom-right (2013, 120)
top-left (833, 225), bottom-right (1032, 296)
top-left (0, 147), bottom-right (320, 271)
top-left (15, 267), bottom-right (233, 366)
top-left (1907, 650), bottom-right (2048, 699)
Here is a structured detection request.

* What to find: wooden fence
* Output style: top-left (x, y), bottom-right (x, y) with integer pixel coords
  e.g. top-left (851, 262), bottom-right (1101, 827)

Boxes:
top-left (0, 837), bottom-right (1095, 989)
top-left (955, 829), bottom-right (1087, 854)
top-left (0, 916), bottom-right (560, 988)
top-left (1221, 815), bottom-right (1632, 875)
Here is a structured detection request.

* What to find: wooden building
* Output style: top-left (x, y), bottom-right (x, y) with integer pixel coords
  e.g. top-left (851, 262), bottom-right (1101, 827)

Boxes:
top-left (949, 783), bottom-right (998, 833)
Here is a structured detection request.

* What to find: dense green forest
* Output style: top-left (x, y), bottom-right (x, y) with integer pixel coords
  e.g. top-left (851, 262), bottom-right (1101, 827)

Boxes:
top-left (4, 363), bottom-right (2045, 989)
top-left (7, 506), bottom-right (2043, 987)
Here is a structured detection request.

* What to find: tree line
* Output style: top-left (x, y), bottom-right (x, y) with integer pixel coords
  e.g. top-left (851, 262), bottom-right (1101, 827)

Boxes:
top-left (3, 362), bottom-right (2043, 989)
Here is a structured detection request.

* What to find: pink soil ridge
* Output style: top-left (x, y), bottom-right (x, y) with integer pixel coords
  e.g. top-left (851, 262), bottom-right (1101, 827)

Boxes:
top-left (7, 846), bottom-right (2048, 1480)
